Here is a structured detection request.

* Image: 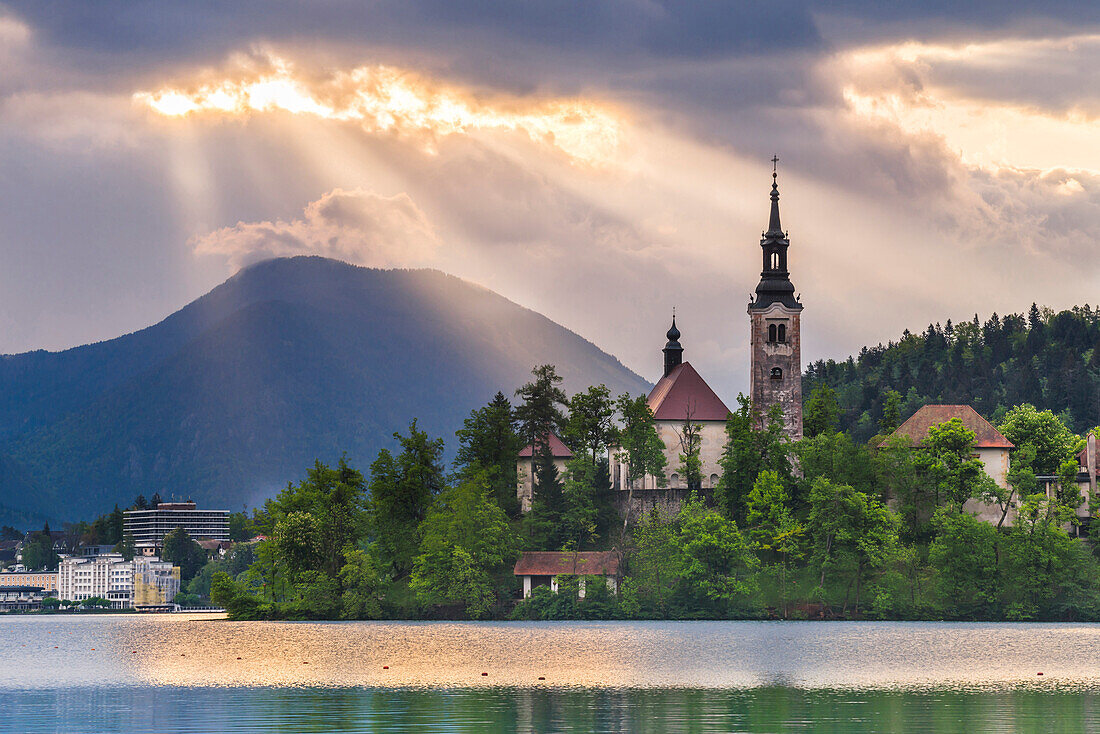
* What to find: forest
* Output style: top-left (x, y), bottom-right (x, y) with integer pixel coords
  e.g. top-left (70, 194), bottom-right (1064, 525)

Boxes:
top-left (194, 362), bottom-right (1100, 623)
top-left (804, 305), bottom-right (1100, 441)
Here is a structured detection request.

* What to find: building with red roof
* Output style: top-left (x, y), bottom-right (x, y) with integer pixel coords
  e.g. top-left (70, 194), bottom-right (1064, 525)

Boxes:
top-left (514, 550), bottom-right (621, 598)
top-left (516, 432), bottom-right (574, 513)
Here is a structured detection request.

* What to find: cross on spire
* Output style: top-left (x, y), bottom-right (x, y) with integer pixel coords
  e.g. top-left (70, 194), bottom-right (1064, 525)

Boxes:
top-left (771, 154), bottom-right (779, 174)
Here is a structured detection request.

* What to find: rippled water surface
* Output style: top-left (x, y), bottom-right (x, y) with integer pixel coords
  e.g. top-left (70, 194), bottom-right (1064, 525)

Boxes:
top-left (4, 615), bottom-right (1100, 732)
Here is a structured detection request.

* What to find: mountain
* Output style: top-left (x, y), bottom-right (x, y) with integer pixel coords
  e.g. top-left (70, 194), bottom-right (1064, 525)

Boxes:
top-left (0, 257), bottom-right (649, 524)
top-left (804, 305), bottom-right (1100, 442)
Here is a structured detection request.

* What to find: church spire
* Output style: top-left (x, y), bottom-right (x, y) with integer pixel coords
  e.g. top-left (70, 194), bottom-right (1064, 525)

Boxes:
top-left (662, 310), bottom-right (683, 377)
top-left (750, 157), bottom-right (801, 311)
top-left (767, 155), bottom-right (782, 236)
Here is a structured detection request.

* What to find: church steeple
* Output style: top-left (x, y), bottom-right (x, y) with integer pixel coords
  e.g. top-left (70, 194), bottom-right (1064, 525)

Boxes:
top-left (662, 312), bottom-right (683, 377)
top-left (751, 158), bottom-right (801, 311)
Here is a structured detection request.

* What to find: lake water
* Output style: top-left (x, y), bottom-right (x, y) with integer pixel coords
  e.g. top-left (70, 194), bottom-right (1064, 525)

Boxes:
top-left (4, 614), bottom-right (1100, 732)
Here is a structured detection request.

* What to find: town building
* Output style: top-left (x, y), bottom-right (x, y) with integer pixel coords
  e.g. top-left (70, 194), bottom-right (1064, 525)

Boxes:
top-left (58, 553), bottom-right (180, 609)
top-left (0, 570), bottom-right (58, 595)
top-left (0, 586), bottom-right (49, 612)
top-left (882, 404), bottom-right (1016, 523)
top-left (1038, 431), bottom-right (1098, 535)
top-left (516, 433), bottom-right (573, 513)
top-left (514, 551), bottom-right (621, 598)
top-left (124, 501), bottom-right (230, 554)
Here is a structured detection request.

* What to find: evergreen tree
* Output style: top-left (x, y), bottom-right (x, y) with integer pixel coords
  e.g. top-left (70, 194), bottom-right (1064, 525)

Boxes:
top-left (803, 385), bottom-right (840, 437)
top-left (368, 420), bottom-right (445, 577)
top-left (455, 391), bottom-right (523, 515)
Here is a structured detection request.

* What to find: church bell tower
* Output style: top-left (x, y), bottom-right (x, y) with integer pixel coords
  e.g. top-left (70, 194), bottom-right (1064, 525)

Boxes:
top-left (747, 159), bottom-right (803, 439)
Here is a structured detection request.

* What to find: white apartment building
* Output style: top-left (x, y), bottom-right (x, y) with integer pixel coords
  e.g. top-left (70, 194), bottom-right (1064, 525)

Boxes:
top-left (58, 554), bottom-right (180, 608)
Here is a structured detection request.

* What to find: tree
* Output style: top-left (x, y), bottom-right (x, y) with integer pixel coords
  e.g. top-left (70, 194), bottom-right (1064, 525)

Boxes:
top-left (410, 475), bottom-right (516, 618)
top-left (916, 419), bottom-right (996, 510)
top-left (998, 404), bottom-right (1083, 475)
top-left (228, 512), bottom-right (255, 542)
top-left (162, 527), bottom-right (208, 581)
top-left (369, 420), bottom-right (445, 577)
top-left (559, 457), bottom-right (602, 549)
top-left (629, 507), bottom-right (682, 617)
top-left (674, 497), bottom-right (760, 617)
top-left (676, 408), bottom-right (703, 492)
top-left (338, 548), bottom-right (386, 620)
top-left (271, 512), bottom-right (320, 582)
top-left (21, 524), bottom-right (59, 571)
top-left (523, 448), bottom-right (566, 549)
top-left (716, 396), bottom-right (790, 524)
top-left (564, 385), bottom-right (619, 464)
top-left (132, 494), bottom-right (148, 510)
top-left (929, 508), bottom-right (1001, 619)
top-left (745, 470), bottom-right (804, 617)
top-left (880, 390), bottom-right (903, 434)
top-left (804, 385), bottom-right (840, 437)
top-left (114, 531), bottom-right (136, 561)
top-left (616, 393), bottom-right (667, 529)
top-left (454, 392), bottom-right (523, 515)
top-left (806, 477), bottom-right (898, 616)
top-left (514, 365), bottom-right (568, 450)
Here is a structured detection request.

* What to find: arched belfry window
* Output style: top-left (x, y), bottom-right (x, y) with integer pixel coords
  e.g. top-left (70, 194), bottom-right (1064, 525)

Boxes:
top-left (777, 324), bottom-right (786, 343)
top-left (771, 252), bottom-right (780, 270)
top-left (770, 367), bottom-right (783, 380)
top-left (768, 324), bottom-right (777, 342)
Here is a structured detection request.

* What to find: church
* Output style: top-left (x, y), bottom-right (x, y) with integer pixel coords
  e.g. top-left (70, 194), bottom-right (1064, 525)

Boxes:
top-left (607, 166), bottom-right (805, 496)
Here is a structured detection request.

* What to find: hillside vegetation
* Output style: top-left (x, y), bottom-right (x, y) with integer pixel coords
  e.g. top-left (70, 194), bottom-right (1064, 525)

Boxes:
top-left (804, 305), bottom-right (1100, 441)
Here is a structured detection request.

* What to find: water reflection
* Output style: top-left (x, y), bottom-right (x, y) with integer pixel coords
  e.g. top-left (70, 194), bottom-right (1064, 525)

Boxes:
top-left (5, 616), bottom-right (1100, 732)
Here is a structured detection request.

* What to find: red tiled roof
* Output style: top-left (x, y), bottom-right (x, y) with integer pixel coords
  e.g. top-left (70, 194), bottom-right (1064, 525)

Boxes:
top-left (647, 362), bottom-right (730, 422)
top-left (513, 551), bottom-right (621, 577)
top-left (883, 404), bottom-right (1014, 449)
top-left (518, 432), bottom-right (574, 458)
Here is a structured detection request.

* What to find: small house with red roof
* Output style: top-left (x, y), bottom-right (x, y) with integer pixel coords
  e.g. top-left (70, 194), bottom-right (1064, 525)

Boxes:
top-left (516, 432), bottom-right (573, 513)
top-left (514, 550), bottom-right (621, 598)
top-left (881, 404), bottom-right (1015, 524)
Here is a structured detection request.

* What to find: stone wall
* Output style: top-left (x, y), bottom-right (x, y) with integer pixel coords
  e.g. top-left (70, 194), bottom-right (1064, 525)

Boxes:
top-left (614, 488), bottom-right (715, 524)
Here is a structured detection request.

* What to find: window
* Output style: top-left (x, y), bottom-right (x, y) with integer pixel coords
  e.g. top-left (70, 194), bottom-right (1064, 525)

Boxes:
top-left (670, 473), bottom-right (680, 487)
top-left (768, 324), bottom-right (777, 342)
top-left (777, 324), bottom-right (786, 343)
top-left (771, 252), bottom-right (780, 269)
top-left (770, 367), bottom-right (783, 379)
top-left (709, 473), bottom-right (719, 487)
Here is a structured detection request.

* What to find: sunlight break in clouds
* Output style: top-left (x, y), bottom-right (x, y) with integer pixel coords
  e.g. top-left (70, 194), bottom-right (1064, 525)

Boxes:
top-left (834, 34), bottom-right (1100, 174)
top-left (135, 55), bottom-right (624, 167)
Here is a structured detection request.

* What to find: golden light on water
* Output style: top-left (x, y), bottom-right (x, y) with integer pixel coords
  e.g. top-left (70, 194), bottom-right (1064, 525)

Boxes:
top-left (134, 56), bottom-right (625, 167)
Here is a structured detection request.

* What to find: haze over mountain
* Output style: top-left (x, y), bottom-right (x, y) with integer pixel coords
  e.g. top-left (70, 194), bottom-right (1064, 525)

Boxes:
top-left (0, 257), bottom-right (649, 525)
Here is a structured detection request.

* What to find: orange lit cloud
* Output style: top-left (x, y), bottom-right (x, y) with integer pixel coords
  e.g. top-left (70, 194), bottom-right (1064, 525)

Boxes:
top-left (134, 55), bottom-right (624, 167)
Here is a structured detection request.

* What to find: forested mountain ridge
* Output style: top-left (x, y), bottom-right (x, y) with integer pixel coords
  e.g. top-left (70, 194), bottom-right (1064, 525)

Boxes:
top-left (804, 304), bottom-right (1100, 442)
top-left (0, 257), bottom-right (649, 524)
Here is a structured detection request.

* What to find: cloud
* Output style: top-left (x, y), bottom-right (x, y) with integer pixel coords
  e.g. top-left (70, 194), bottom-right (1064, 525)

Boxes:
top-left (192, 189), bottom-right (441, 269)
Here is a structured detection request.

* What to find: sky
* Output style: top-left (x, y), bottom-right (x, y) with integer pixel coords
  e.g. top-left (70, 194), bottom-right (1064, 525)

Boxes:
top-left (2, 1), bottom-right (1100, 398)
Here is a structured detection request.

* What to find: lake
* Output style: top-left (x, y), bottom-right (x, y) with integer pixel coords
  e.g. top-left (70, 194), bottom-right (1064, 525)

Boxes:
top-left (4, 614), bottom-right (1100, 732)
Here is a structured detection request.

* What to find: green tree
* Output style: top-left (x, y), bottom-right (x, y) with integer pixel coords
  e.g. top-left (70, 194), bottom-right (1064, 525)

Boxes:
top-left (929, 508), bottom-right (1001, 618)
top-left (228, 511), bottom-right (255, 542)
top-left (410, 475), bottom-right (516, 618)
top-left (804, 385), bottom-right (840, 438)
top-left (806, 477), bottom-right (898, 616)
top-left (514, 364), bottom-right (568, 451)
top-left (338, 548), bottom-right (386, 620)
top-left (998, 404), bottom-right (1084, 475)
top-left (369, 421), bottom-right (445, 577)
top-left (161, 527), bottom-right (208, 581)
top-left (916, 419), bottom-right (997, 510)
top-left (880, 390), bottom-right (903, 434)
top-left (628, 508), bottom-right (681, 617)
top-left (716, 396), bottom-right (790, 524)
top-left (524, 448), bottom-right (566, 549)
top-left (616, 393), bottom-right (667, 529)
top-left (676, 409), bottom-right (703, 492)
top-left (563, 385), bottom-right (619, 464)
top-left (271, 512), bottom-right (320, 582)
top-left (745, 470), bottom-right (804, 617)
top-left (455, 391), bottom-right (523, 515)
top-left (674, 497), bottom-right (760, 617)
top-left (114, 531), bottom-right (136, 561)
top-left (559, 457), bottom-right (602, 549)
